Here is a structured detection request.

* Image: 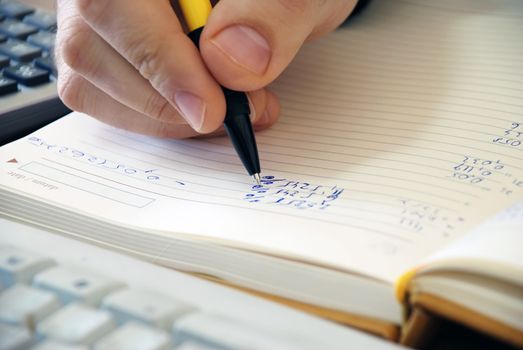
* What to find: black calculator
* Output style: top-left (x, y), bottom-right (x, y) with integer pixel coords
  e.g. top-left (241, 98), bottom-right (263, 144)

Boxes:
top-left (0, 0), bottom-right (69, 145)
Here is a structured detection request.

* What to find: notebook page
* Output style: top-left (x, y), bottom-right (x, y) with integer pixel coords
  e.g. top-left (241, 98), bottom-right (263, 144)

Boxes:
top-left (420, 199), bottom-right (523, 286)
top-left (1, 0), bottom-right (523, 283)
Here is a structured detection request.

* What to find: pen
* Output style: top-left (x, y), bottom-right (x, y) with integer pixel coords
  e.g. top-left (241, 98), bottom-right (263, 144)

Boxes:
top-left (179, 0), bottom-right (262, 185)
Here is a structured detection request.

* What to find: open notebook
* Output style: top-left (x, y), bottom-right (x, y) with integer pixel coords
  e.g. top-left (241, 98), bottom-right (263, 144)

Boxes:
top-left (1, 0), bottom-right (522, 346)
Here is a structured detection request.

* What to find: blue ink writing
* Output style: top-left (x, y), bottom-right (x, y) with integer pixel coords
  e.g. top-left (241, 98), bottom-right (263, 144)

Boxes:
top-left (451, 155), bottom-right (504, 184)
top-left (243, 175), bottom-right (344, 210)
top-left (492, 122), bottom-right (522, 147)
top-left (27, 136), bottom-right (185, 186)
top-left (398, 199), bottom-right (464, 237)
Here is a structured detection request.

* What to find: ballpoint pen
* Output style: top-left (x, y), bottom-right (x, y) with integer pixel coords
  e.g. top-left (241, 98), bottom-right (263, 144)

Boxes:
top-left (179, 0), bottom-right (262, 185)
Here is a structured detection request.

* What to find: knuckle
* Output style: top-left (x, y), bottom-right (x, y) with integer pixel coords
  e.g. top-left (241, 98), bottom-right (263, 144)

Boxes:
top-left (142, 92), bottom-right (172, 121)
top-left (57, 70), bottom-right (86, 112)
top-left (277, 0), bottom-right (310, 14)
top-left (76, 0), bottom-right (110, 24)
top-left (56, 16), bottom-right (90, 70)
top-left (122, 33), bottom-right (163, 80)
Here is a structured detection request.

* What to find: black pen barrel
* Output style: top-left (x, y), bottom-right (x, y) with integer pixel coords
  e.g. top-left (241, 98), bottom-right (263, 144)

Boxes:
top-left (188, 27), bottom-right (261, 177)
top-left (222, 88), bottom-right (260, 175)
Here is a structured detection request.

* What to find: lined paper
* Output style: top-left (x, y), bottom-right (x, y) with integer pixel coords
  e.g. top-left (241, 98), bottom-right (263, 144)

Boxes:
top-left (421, 199), bottom-right (523, 286)
top-left (1, 0), bottom-right (522, 283)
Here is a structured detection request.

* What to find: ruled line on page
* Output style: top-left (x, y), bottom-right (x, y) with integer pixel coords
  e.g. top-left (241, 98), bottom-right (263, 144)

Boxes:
top-left (278, 119), bottom-right (501, 143)
top-left (279, 68), bottom-right (523, 99)
top-left (270, 121), bottom-right (523, 167)
top-left (37, 157), bottom-right (419, 241)
top-left (333, 26), bottom-right (522, 52)
top-left (113, 131), bottom-right (489, 195)
top-left (109, 131), bottom-right (485, 200)
top-left (276, 85), bottom-right (523, 120)
top-left (396, 0), bottom-right (523, 18)
top-left (353, 4), bottom-right (523, 40)
top-left (88, 129), bottom-right (468, 213)
top-left (92, 132), bottom-right (473, 204)
top-left (272, 119), bottom-right (513, 154)
top-left (300, 40), bottom-right (523, 75)
top-left (73, 139), bottom-right (459, 213)
top-left (276, 75), bottom-right (523, 110)
top-left (39, 141), bottom-right (461, 236)
top-left (315, 33), bottom-right (523, 66)
top-left (279, 105), bottom-right (510, 133)
top-left (286, 53), bottom-right (523, 87)
top-left (254, 126), bottom-right (523, 163)
top-left (283, 62), bottom-right (523, 94)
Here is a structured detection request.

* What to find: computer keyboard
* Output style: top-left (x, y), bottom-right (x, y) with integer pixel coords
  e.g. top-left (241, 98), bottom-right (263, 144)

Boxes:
top-left (0, 0), bottom-right (70, 146)
top-left (0, 218), bottom-right (406, 350)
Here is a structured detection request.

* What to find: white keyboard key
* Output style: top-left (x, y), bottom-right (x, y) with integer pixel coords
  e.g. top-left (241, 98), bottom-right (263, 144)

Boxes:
top-left (175, 342), bottom-right (220, 350)
top-left (173, 313), bottom-right (300, 350)
top-left (0, 247), bottom-right (55, 288)
top-left (33, 266), bottom-right (124, 306)
top-left (31, 340), bottom-right (88, 350)
top-left (36, 303), bottom-right (116, 345)
top-left (0, 284), bottom-right (61, 330)
top-left (94, 322), bottom-right (171, 350)
top-left (0, 323), bottom-right (33, 350)
top-left (102, 289), bottom-right (193, 329)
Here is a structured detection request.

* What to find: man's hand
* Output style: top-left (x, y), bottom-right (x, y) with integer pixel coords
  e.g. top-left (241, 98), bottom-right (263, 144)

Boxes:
top-left (55, 0), bottom-right (357, 138)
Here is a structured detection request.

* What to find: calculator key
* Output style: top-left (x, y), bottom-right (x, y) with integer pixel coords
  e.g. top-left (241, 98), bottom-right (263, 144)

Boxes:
top-left (3, 64), bottom-right (49, 87)
top-left (0, 76), bottom-right (18, 96)
top-left (0, 284), bottom-right (61, 330)
top-left (32, 340), bottom-right (89, 350)
top-left (102, 289), bottom-right (193, 329)
top-left (36, 303), bottom-right (116, 346)
top-left (173, 313), bottom-right (299, 350)
top-left (0, 1), bottom-right (34, 19)
top-left (34, 56), bottom-right (55, 75)
top-left (0, 323), bottom-right (33, 350)
top-left (33, 266), bottom-right (124, 306)
top-left (94, 322), bottom-right (171, 350)
top-left (27, 31), bottom-right (55, 51)
top-left (23, 11), bottom-right (57, 31)
top-left (0, 54), bottom-right (9, 68)
top-left (0, 247), bottom-right (55, 288)
top-left (0, 39), bottom-right (42, 61)
top-left (175, 342), bottom-right (219, 350)
top-left (0, 19), bottom-right (38, 40)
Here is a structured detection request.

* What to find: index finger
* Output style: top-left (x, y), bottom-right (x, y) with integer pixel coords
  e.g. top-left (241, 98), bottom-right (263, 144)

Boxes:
top-left (75, 0), bottom-right (226, 133)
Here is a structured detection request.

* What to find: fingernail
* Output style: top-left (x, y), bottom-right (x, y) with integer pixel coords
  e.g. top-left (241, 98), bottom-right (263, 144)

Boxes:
top-left (174, 91), bottom-right (206, 131)
top-left (212, 25), bottom-right (271, 75)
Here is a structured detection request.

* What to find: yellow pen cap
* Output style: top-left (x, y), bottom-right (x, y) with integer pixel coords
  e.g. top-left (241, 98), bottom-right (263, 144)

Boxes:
top-left (179, 0), bottom-right (212, 32)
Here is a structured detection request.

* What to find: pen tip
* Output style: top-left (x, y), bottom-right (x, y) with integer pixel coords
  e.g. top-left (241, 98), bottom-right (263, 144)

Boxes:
top-left (253, 173), bottom-right (261, 186)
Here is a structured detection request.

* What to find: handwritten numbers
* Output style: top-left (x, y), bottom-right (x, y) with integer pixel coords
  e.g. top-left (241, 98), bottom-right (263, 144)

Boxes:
top-left (492, 122), bottom-right (522, 147)
top-left (398, 199), bottom-right (464, 238)
top-left (243, 176), bottom-right (344, 210)
top-left (26, 136), bottom-right (186, 187)
top-left (451, 156), bottom-right (503, 185)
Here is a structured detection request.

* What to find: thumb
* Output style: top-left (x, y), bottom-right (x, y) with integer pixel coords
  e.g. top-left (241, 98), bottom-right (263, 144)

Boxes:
top-left (200, 0), bottom-right (357, 91)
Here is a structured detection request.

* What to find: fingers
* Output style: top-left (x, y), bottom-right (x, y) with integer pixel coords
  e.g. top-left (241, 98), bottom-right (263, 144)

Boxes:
top-left (56, 61), bottom-right (280, 139)
top-left (56, 5), bottom-right (182, 124)
top-left (254, 89), bottom-right (280, 132)
top-left (200, 0), bottom-right (357, 91)
top-left (57, 64), bottom-right (198, 138)
top-left (57, 0), bottom-right (287, 137)
top-left (74, 0), bottom-right (226, 133)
